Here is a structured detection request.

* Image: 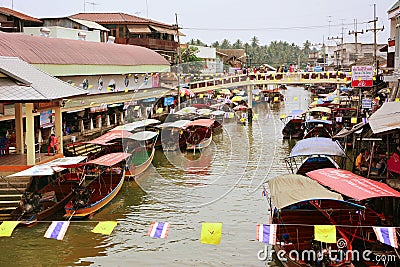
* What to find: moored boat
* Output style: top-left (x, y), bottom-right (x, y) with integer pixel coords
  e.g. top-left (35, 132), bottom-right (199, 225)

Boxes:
top-left (281, 110), bottom-right (305, 139)
top-left (185, 119), bottom-right (214, 151)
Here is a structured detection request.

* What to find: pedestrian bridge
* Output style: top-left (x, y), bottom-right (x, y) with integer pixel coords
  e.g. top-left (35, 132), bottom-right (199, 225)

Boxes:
top-left (187, 72), bottom-right (350, 93)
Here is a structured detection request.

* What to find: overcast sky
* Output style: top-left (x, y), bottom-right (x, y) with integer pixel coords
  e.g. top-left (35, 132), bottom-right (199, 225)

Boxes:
top-left (2, 0), bottom-right (394, 47)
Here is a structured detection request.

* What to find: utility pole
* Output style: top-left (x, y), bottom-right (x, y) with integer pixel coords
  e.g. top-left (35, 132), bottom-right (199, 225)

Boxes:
top-left (328, 35), bottom-right (343, 70)
top-left (174, 13), bottom-right (182, 109)
top-left (366, 4), bottom-right (384, 78)
top-left (349, 19), bottom-right (364, 65)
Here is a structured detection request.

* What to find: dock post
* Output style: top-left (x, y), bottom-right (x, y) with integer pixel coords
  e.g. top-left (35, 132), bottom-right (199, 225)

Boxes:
top-left (247, 84), bottom-right (253, 124)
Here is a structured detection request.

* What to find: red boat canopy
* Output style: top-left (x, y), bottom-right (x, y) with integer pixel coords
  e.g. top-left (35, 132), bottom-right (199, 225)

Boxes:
top-left (87, 152), bottom-right (131, 166)
top-left (306, 168), bottom-right (400, 200)
top-left (86, 130), bottom-right (133, 146)
top-left (186, 119), bottom-right (214, 128)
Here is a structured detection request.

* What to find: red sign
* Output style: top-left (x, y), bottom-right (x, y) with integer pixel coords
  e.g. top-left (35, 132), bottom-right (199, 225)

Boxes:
top-left (351, 66), bottom-right (373, 87)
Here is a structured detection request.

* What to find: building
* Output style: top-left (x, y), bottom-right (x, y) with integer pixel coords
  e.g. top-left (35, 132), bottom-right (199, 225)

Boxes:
top-left (216, 49), bottom-right (246, 69)
top-left (69, 12), bottom-right (184, 63)
top-left (0, 6), bottom-right (42, 32)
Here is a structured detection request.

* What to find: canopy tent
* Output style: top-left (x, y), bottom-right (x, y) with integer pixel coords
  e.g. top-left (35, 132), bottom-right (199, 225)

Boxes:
top-left (186, 119), bottom-right (214, 128)
top-left (268, 174), bottom-right (343, 209)
top-left (231, 96), bottom-right (244, 102)
top-left (368, 102), bottom-right (400, 134)
top-left (306, 168), bottom-right (400, 200)
top-left (86, 130), bottom-right (133, 146)
top-left (128, 131), bottom-right (158, 141)
top-left (289, 137), bottom-right (346, 158)
top-left (309, 106), bottom-right (332, 114)
top-left (7, 156), bottom-right (87, 177)
top-left (111, 119), bottom-right (161, 132)
top-left (87, 152), bottom-right (131, 167)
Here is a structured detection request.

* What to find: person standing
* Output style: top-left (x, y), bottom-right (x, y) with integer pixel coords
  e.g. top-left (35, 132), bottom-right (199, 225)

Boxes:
top-left (47, 134), bottom-right (59, 155)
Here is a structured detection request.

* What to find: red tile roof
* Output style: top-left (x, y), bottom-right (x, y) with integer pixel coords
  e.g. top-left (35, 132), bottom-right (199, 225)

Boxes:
top-left (70, 12), bottom-right (172, 28)
top-left (0, 7), bottom-right (42, 23)
top-left (0, 32), bottom-right (170, 66)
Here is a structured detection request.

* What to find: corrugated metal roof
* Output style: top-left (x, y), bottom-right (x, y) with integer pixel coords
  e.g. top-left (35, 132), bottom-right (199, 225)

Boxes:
top-left (0, 56), bottom-right (86, 101)
top-left (0, 7), bottom-right (42, 23)
top-left (0, 32), bottom-right (170, 66)
top-left (69, 18), bottom-right (110, 31)
top-left (369, 102), bottom-right (400, 134)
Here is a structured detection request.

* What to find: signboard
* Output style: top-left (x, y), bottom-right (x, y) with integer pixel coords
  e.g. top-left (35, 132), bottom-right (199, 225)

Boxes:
top-left (164, 97), bottom-right (174, 106)
top-left (89, 103), bottom-right (107, 113)
top-left (40, 109), bottom-right (53, 128)
top-left (351, 66), bottom-right (373, 87)
top-left (362, 98), bottom-right (372, 109)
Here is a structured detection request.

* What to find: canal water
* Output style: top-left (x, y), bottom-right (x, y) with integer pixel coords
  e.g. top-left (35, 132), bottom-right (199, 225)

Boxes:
top-left (0, 86), bottom-right (311, 267)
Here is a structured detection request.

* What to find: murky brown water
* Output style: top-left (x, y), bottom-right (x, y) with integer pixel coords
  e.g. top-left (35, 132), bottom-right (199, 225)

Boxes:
top-left (0, 86), bottom-right (310, 267)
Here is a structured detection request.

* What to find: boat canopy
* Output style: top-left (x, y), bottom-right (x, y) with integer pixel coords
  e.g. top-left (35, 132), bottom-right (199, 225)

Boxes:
top-left (368, 102), bottom-right (400, 134)
top-left (306, 168), bottom-right (400, 200)
top-left (186, 119), bottom-right (214, 128)
top-left (86, 130), bottom-right (133, 145)
top-left (168, 120), bottom-right (191, 129)
top-left (210, 110), bottom-right (225, 116)
top-left (7, 156), bottom-right (87, 177)
top-left (333, 122), bottom-right (367, 139)
top-left (268, 174), bottom-right (343, 209)
top-left (305, 119), bottom-right (332, 125)
top-left (289, 137), bottom-right (346, 157)
top-left (288, 109), bottom-right (304, 118)
top-left (111, 119), bottom-right (161, 132)
top-left (87, 152), bottom-right (131, 166)
top-left (196, 108), bottom-right (212, 115)
top-left (128, 131), bottom-right (158, 141)
top-left (175, 106), bottom-right (197, 115)
top-left (309, 107), bottom-right (332, 114)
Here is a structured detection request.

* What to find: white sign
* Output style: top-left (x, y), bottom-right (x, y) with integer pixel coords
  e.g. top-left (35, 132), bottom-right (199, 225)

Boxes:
top-left (351, 66), bottom-right (374, 87)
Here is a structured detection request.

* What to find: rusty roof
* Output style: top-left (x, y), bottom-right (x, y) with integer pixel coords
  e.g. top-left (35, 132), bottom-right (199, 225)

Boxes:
top-left (0, 32), bottom-right (170, 66)
top-left (70, 12), bottom-right (172, 28)
top-left (0, 7), bottom-right (42, 23)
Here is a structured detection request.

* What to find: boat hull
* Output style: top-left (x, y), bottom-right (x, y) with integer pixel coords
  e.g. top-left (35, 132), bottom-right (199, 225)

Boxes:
top-left (186, 135), bottom-right (212, 150)
top-left (125, 147), bottom-right (155, 178)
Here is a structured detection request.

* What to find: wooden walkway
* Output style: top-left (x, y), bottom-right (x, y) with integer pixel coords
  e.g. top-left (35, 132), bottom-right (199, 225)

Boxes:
top-left (0, 153), bottom-right (63, 175)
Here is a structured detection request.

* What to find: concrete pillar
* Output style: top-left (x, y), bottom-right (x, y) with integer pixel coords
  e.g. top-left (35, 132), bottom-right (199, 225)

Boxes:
top-left (106, 115), bottom-right (110, 126)
top-left (247, 84), bottom-right (253, 123)
top-left (14, 103), bottom-right (24, 154)
top-left (79, 119), bottom-right (85, 133)
top-left (120, 112), bottom-right (124, 125)
top-left (54, 106), bottom-right (63, 154)
top-left (89, 118), bottom-right (94, 130)
top-left (25, 103), bottom-right (35, 165)
top-left (96, 115), bottom-right (102, 128)
top-left (113, 113), bottom-right (117, 125)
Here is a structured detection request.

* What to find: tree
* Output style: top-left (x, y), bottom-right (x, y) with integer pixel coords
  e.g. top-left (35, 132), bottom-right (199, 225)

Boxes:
top-left (220, 39), bottom-right (231, 49)
top-left (251, 36), bottom-right (259, 48)
top-left (211, 41), bottom-right (220, 48)
top-left (232, 39), bottom-right (243, 49)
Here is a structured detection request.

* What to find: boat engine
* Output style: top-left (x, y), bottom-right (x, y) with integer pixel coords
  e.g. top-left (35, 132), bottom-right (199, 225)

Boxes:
top-left (19, 191), bottom-right (42, 214)
top-left (72, 185), bottom-right (91, 208)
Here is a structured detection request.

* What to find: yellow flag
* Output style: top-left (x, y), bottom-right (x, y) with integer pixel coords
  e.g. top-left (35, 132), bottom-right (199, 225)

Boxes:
top-left (91, 221), bottom-right (118, 235)
top-left (314, 225), bottom-right (336, 243)
top-left (255, 96), bottom-right (260, 101)
top-left (0, 221), bottom-right (20, 237)
top-left (293, 97), bottom-right (298, 101)
top-left (156, 108), bottom-right (164, 114)
top-left (124, 88), bottom-right (129, 93)
top-left (253, 114), bottom-right (259, 120)
top-left (274, 97), bottom-right (279, 102)
top-left (396, 98), bottom-right (400, 102)
top-left (200, 222), bottom-right (222, 244)
top-left (321, 116), bottom-right (328, 121)
top-left (351, 117), bottom-right (357, 124)
top-left (228, 112), bottom-right (235, 119)
top-left (199, 94), bottom-right (204, 98)
top-left (314, 98), bottom-right (318, 101)
top-left (280, 114), bottom-right (287, 119)
top-left (88, 84), bottom-right (94, 89)
top-left (134, 106), bottom-right (140, 111)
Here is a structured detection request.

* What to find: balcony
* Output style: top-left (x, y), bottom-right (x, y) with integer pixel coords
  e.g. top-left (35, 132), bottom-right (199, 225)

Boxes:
top-left (0, 21), bottom-right (16, 31)
top-left (115, 37), bottom-right (178, 52)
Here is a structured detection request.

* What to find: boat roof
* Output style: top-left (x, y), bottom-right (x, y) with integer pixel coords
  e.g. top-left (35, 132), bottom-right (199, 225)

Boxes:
top-left (288, 109), bottom-right (304, 117)
top-left (87, 152), bottom-right (131, 166)
top-left (210, 110), bottom-right (225, 116)
top-left (186, 118), bottom-right (214, 128)
top-left (305, 119), bottom-right (332, 125)
top-left (7, 156), bottom-right (87, 177)
top-left (196, 108), bottom-right (212, 115)
top-left (333, 122), bottom-right (367, 139)
top-left (268, 174), bottom-right (343, 209)
top-left (175, 106), bottom-right (197, 115)
top-left (289, 137), bottom-right (346, 157)
top-left (306, 168), bottom-right (400, 200)
top-left (128, 131), bottom-right (158, 141)
top-left (169, 120), bottom-right (191, 128)
top-left (111, 119), bottom-right (161, 131)
top-left (369, 102), bottom-right (400, 134)
top-left (86, 130), bottom-right (133, 145)
top-left (309, 107), bottom-right (332, 114)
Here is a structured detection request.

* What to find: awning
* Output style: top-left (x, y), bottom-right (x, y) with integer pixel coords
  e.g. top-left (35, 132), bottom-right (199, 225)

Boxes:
top-left (168, 120), bottom-right (191, 128)
top-left (127, 25), bottom-right (152, 33)
top-left (369, 102), bottom-right (400, 134)
top-left (111, 119), bottom-right (161, 132)
top-left (7, 156), bottom-right (87, 177)
top-left (86, 130), bottom-right (133, 145)
top-left (306, 168), bottom-right (400, 200)
top-left (69, 18), bottom-right (110, 31)
top-left (175, 106), bottom-right (197, 115)
top-left (150, 25), bottom-right (185, 36)
top-left (128, 131), bottom-right (158, 141)
top-left (289, 137), bottom-right (346, 157)
top-left (87, 152), bottom-right (131, 166)
top-left (186, 119), bottom-right (214, 128)
top-left (333, 122), bottom-right (367, 139)
top-left (268, 174), bottom-right (343, 209)
top-left (309, 107), bottom-right (332, 114)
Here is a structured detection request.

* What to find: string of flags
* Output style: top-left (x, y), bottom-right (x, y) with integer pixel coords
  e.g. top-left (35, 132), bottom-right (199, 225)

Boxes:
top-left (1, 220), bottom-right (398, 248)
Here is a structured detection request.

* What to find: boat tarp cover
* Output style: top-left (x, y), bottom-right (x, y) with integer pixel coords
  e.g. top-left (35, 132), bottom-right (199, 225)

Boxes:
top-left (169, 120), bottom-right (191, 128)
top-left (306, 168), bottom-right (400, 200)
top-left (309, 107), bottom-right (332, 114)
top-left (111, 119), bottom-right (161, 132)
top-left (86, 130), bottom-right (133, 145)
top-left (268, 174), bottom-right (343, 209)
top-left (368, 102), bottom-right (400, 134)
top-left (128, 131), bottom-right (158, 141)
top-left (288, 109), bottom-right (304, 117)
top-left (186, 119), bottom-right (214, 128)
top-left (87, 152), bottom-right (131, 167)
top-left (289, 137), bottom-right (346, 157)
top-left (7, 156), bottom-right (87, 177)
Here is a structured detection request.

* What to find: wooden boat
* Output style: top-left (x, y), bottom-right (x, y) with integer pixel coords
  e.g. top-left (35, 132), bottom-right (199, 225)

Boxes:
top-left (281, 110), bottom-right (304, 139)
top-left (64, 152), bottom-right (130, 218)
top-left (286, 137), bottom-right (345, 175)
top-left (124, 131), bottom-right (158, 178)
top-left (303, 119), bottom-right (333, 139)
top-left (185, 119), bottom-right (214, 151)
top-left (8, 156), bottom-right (87, 224)
top-left (155, 120), bottom-right (190, 151)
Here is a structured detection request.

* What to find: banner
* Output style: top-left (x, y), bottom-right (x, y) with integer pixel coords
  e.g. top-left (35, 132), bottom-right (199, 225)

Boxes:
top-left (40, 109), bottom-right (53, 128)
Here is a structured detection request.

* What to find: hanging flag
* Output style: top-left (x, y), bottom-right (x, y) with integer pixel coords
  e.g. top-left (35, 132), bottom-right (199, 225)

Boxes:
top-left (91, 221), bottom-right (118, 235)
top-left (362, 117), bottom-right (368, 124)
top-left (253, 114), bottom-right (259, 120)
top-left (274, 97), bottom-right (279, 102)
top-left (280, 114), bottom-right (287, 119)
top-left (0, 221), bottom-right (20, 237)
top-left (224, 112), bottom-right (229, 119)
top-left (293, 97), bottom-right (298, 101)
top-left (156, 108), bottom-right (164, 114)
top-left (321, 116), bottom-right (328, 121)
top-left (314, 225), bottom-right (336, 243)
top-left (373, 227), bottom-right (398, 248)
top-left (147, 222), bottom-right (170, 239)
top-left (44, 221), bottom-right (70, 241)
top-left (124, 88), bottom-right (129, 93)
top-left (336, 117), bottom-right (342, 123)
top-left (228, 112), bottom-right (235, 119)
top-left (351, 117), bottom-right (357, 124)
top-left (256, 224), bottom-right (277, 245)
top-left (200, 222), bottom-right (222, 244)
top-left (199, 94), bottom-right (204, 98)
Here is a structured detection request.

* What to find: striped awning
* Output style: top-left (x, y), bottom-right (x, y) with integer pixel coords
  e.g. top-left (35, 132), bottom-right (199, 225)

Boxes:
top-left (127, 25), bottom-right (152, 33)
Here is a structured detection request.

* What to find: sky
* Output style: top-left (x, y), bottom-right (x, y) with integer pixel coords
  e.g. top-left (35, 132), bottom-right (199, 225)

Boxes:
top-left (1, 0), bottom-right (394, 48)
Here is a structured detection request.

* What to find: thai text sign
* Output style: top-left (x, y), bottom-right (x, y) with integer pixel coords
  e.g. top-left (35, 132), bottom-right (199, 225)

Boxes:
top-left (362, 98), bottom-right (372, 109)
top-left (351, 66), bottom-right (373, 87)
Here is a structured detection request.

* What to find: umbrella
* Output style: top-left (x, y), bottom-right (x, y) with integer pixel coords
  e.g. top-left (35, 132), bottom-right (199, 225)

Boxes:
top-left (231, 96), bottom-right (244, 102)
top-left (220, 89), bottom-right (231, 95)
top-left (176, 106), bottom-right (197, 115)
